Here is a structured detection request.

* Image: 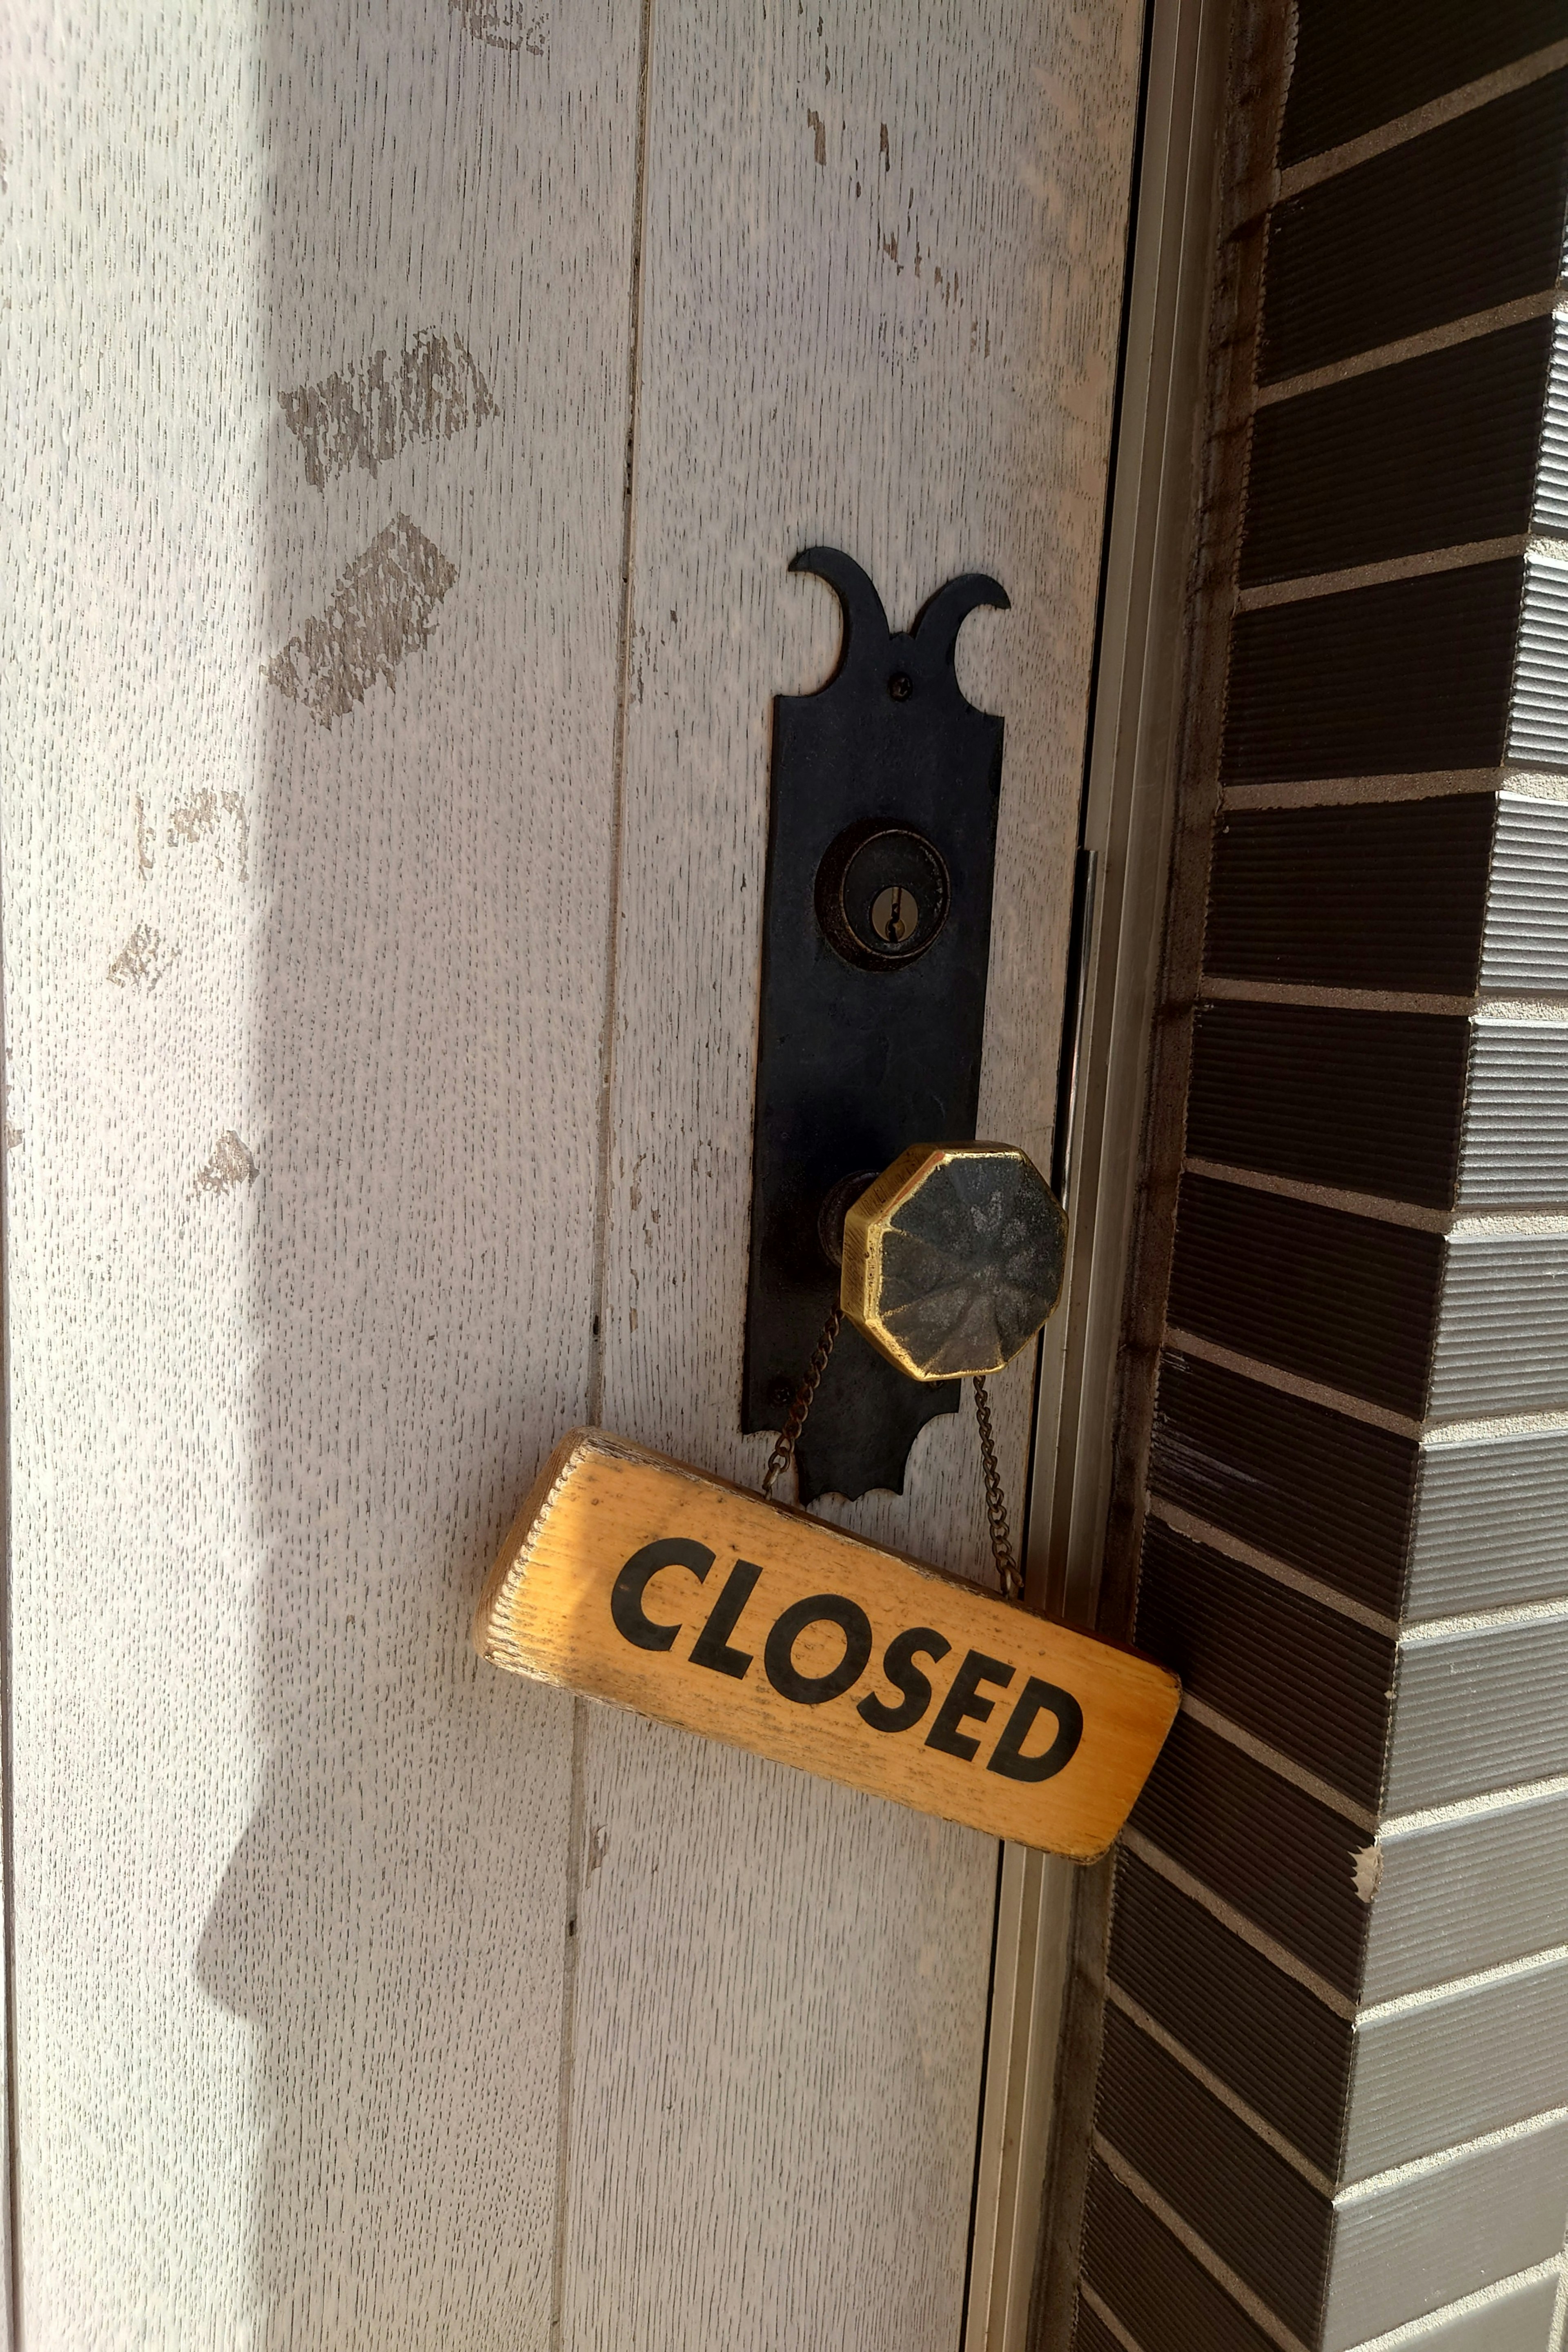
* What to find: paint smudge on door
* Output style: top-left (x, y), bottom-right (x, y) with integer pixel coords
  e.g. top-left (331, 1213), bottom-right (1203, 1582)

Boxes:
top-left (452, 0), bottom-right (548, 52)
top-left (280, 331), bottom-right (498, 491)
top-left (108, 924), bottom-right (177, 991)
top-left (265, 517), bottom-right (457, 728)
top-left (166, 790), bottom-right (249, 880)
top-left (193, 1131), bottom-right (257, 1198)
top-left (807, 109), bottom-right (826, 165)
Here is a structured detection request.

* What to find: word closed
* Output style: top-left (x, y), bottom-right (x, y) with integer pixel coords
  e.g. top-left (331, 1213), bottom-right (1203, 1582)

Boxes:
top-left (473, 1429), bottom-right (1179, 1858)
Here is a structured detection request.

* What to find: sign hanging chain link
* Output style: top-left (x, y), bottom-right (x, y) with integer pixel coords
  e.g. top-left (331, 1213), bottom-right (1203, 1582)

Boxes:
top-left (972, 1375), bottom-right (1020, 1601)
top-left (760, 1304), bottom-right (843, 1498)
top-left (759, 1316), bottom-right (1022, 1605)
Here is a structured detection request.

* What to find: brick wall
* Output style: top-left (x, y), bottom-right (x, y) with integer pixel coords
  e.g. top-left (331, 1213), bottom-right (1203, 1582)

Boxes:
top-left (1061, 4), bottom-right (1568, 2348)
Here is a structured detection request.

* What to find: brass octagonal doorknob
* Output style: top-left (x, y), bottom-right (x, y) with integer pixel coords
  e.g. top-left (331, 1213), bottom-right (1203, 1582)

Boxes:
top-left (839, 1143), bottom-right (1068, 1383)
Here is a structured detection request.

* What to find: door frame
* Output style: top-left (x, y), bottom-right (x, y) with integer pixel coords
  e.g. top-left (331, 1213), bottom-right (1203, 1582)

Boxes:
top-left (962, 0), bottom-right (1232, 2337)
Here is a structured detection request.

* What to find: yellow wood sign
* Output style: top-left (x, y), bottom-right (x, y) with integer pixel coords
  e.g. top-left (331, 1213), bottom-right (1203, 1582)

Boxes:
top-left (474, 1429), bottom-right (1178, 1859)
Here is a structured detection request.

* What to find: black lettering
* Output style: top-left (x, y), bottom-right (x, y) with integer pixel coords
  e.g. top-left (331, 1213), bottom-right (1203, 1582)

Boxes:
top-left (857, 1626), bottom-right (951, 1734)
top-left (610, 1536), bottom-right (714, 1652)
top-left (925, 1649), bottom-right (1014, 1762)
top-left (764, 1592), bottom-right (874, 1704)
top-left (987, 1677), bottom-right (1084, 1782)
top-left (689, 1557), bottom-right (764, 1679)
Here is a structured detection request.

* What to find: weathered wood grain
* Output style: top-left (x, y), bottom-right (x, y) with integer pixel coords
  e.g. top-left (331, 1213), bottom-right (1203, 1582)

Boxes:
top-left (597, 0), bottom-right (1145, 1551)
top-left (2, 0), bottom-right (640, 2340)
top-left (4, 0), bottom-right (1145, 2339)
top-left (568, 1715), bottom-right (993, 2349)
top-left (575, 0), bottom-right (1145, 2341)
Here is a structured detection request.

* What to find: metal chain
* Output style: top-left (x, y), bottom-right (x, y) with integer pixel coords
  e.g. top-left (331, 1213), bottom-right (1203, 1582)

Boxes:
top-left (973, 1374), bottom-right (1021, 1601)
top-left (760, 1304), bottom-right (843, 1499)
top-left (761, 1319), bottom-right (1022, 1605)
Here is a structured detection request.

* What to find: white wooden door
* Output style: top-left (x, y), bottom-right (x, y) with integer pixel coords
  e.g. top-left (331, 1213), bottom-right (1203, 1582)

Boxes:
top-left (0, 0), bottom-right (1144, 2342)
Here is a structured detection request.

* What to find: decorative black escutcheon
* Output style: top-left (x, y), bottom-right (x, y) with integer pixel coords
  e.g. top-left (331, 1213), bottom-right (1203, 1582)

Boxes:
top-left (743, 546), bottom-right (1009, 1501)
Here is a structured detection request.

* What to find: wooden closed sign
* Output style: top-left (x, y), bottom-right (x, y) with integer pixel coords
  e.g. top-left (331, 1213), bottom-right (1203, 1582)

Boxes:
top-left (473, 1429), bottom-right (1179, 1859)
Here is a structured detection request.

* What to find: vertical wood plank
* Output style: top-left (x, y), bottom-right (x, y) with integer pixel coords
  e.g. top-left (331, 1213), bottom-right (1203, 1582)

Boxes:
top-left (568, 2), bottom-right (1145, 2342)
top-left (2, 1), bottom-right (639, 2338)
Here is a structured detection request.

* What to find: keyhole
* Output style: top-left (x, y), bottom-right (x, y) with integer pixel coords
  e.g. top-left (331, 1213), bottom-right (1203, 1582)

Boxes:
top-left (814, 821), bottom-right (949, 969)
top-left (870, 884), bottom-right (918, 944)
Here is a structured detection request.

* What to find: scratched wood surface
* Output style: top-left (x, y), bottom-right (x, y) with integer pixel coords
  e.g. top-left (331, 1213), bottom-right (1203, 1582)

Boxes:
top-left (2, 0), bottom-right (639, 2342)
top-left (578, 1), bottom-right (1144, 2343)
top-left (1, 0), bottom-right (1144, 2344)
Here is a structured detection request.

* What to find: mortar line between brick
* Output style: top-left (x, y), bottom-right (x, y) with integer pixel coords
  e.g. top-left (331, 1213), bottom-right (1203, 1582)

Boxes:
top-left (1104, 1982), bottom-right (1339, 2196)
top-left (1143, 1497), bottom-right (1401, 1635)
top-left (1090, 2136), bottom-right (1309, 2352)
top-left (1236, 536), bottom-right (1529, 611)
top-left (1078, 2281), bottom-right (1150, 2352)
top-left (1256, 289), bottom-right (1566, 408)
top-left (1223, 770), bottom-right (1568, 809)
top-left (1184, 1162), bottom-right (1568, 1237)
top-left (1277, 40), bottom-right (1568, 202)
top-left (1118, 1832), bottom-right (1357, 2020)
top-left (1179, 1695), bottom-right (1378, 1832)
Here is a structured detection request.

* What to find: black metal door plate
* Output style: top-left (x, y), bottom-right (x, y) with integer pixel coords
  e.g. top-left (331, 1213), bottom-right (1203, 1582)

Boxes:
top-left (743, 547), bottom-right (1009, 1501)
